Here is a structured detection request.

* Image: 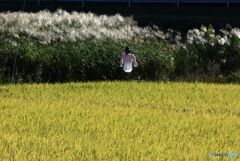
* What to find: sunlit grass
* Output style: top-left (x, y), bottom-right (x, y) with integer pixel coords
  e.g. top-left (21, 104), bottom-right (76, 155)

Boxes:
top-left (0, 82), bottom-right (239, 160)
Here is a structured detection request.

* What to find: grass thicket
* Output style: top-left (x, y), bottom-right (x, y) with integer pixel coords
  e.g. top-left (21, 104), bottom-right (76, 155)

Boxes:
top-left (0, 10), bottom-right (240, 82)
top-left (0, 38), bottom-right (174, 82)
top-left (0, 82), bottom-right (240, 160)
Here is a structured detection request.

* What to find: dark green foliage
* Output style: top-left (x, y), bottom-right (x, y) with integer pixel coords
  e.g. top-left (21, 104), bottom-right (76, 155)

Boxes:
top-left (0, 37), bottom-right (175, 82)
top-left (174, 38), bottom-right (240, 82)
top-left (0, 35), bottom-right (239, 83)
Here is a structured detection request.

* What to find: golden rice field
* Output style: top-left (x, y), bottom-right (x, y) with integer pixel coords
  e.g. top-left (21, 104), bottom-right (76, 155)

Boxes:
top-left (0, 82), bottom-right (240, 161)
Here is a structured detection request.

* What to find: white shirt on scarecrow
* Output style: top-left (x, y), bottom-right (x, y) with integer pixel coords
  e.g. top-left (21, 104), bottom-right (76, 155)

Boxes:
top-left (120, 47), bottom-right (138, 73)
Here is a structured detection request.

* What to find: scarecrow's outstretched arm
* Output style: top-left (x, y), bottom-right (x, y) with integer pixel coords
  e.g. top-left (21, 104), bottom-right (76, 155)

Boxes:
top-left (120, 54), bottom-right (124, 67)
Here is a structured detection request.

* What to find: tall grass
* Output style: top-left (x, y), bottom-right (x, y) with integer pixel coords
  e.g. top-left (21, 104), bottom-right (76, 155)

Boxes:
top-left (0, 82), bottom-right (240, 160)
top-left (0, 10), bottom-right (240, 82)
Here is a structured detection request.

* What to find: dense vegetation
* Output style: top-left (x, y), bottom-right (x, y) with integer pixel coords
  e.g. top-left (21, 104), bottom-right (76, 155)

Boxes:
top-left (0, 82), bottom-right (239, 160)
top-left (0, 10), bottom-right (240, 83)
